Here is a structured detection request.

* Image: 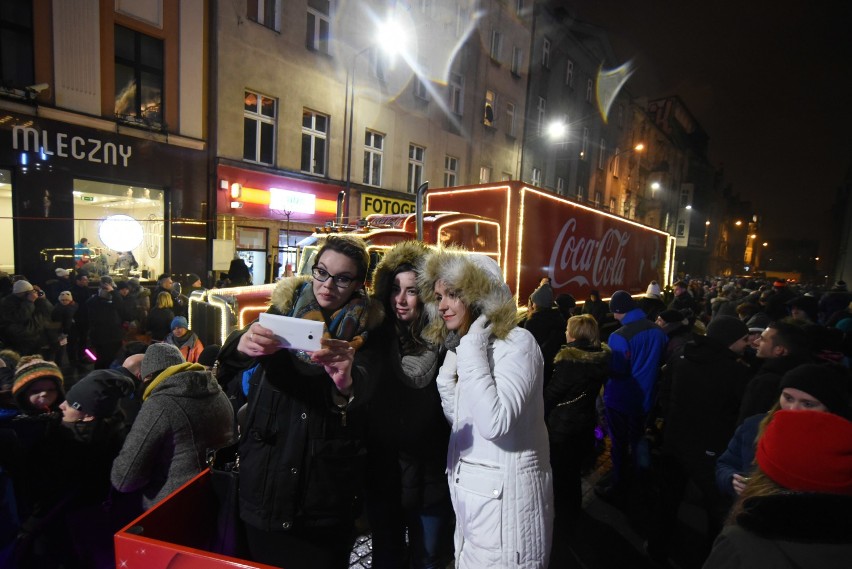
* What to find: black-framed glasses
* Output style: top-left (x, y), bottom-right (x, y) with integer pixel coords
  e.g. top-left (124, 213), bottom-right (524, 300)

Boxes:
top-left (312, 266), bottom-right (356, 288)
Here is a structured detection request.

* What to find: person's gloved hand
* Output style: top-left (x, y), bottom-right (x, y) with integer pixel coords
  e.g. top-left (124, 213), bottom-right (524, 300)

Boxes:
top-left (459, 315), bottom-right (493, 350)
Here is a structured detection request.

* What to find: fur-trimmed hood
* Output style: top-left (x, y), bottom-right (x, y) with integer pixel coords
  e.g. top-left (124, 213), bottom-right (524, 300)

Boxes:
top-left (267, 274), bottom-right (384, 332)
top-left (554, 342), bottom-right (611, 365)
top-left (418, 248), bottom-right (518, 343)
top-left (371, 240), bottom-right (432, 307)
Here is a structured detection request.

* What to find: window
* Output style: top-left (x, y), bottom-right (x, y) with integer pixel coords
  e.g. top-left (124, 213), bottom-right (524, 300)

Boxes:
top-left (541, 38), bottom-right (551, 68)
top-left (505, 102), bottom-right (516, 137)
top-left (680, 187), bottom-right (690, 207)
top-left (306, 0), bottom-right (330, 53)
top-left (444, 155), bottom-right (458, 187)
top-left (483, 90), bottom-right (496, 127)
top-left (479, 166), bottom-right (492, 184)
top-left (114, 25), bottom-right (164, 127)
top-left (301, 110), bottom-right (328, 175)
top-left (516, 0), bottom-right (524, 15)
top-left (677, 219), bottom-right (686, 237)
top-left (531, 167), bottom-right (541, 186)
top-left (363, 131), bottom-right (383, 187)
top-left (586, 78), bottom-right (593, 102)
top-left (612, 147), bottom-right (621, 176)
top-left (598, 139), bottom-right (606, 169)
top-left (0, 2), bottom-right (34, 88)
top-left (580, 127), bottom-right (589, 160)
top-left (609, 197), bottom-right (616, 212)
top-left (511, 46), bottom-right (523, 76)
top-left (537, 96), bottom-right (546, 135)
top-left (594, 191), bottom-right (602, 206)
top-left (449, 72), bottom-right (464, 115)
top-left (577, 186), bottom-right (585, 201)
top-left (408, 144), bottom-right (425, 192)
top-left (557, 177), bottom-right (565, 194)
top-left (501, 172), bottom-right (512, 181)
top-left (243, 90), bottom-right (276, 165)
top-left (565, 59), bottom-right (574, 87)
top-left (490, 30), bottom-right (502, 61)
top-left (248, 0), bottom-right (279, 31)
top-left (413, 75), bottom-right (429, 100)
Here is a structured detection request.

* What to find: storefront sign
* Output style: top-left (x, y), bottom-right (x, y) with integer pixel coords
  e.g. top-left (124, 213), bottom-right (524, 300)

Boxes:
top-left (12, 125), bottom-right (132, 167)
top-left (269, 187), bottom-right (315, 214)
top-left (361, 193), bottom-right (415, 215)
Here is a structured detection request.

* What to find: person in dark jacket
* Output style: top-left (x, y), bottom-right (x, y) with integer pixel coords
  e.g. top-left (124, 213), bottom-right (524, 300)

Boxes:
top-left (638, 281), bottom-right (666, 322)
top-left (78, 277), bottom-right (125, 369)
top-left (647, 316), bottom-right (753, 563)
top-left (217, 235), bottom-right (382, 569)
top-left (581, 289), bottom-right (608, 324)
top-left (655, 309), bottom-right (694, 365)
top-left (227, 255), bottom-right (252, 286)
top-left (544, 314), bottom-right (610, 523)
top-left (703, 410), bottom-right (852, 569)
top-left (146, 292), bottom-right (175, 342)
top-left (0, 281), bottom-right (52, 358)
top-left (524, 281), bottom-right (566, 386)
top-left (364, 241), bottom-right (453, 569)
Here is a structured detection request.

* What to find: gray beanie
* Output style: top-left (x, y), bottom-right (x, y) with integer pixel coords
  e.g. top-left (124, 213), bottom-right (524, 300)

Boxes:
top-left (141, 343), bottom-right (185, 380)
top-left (530, 284), bottom-right (554, 308)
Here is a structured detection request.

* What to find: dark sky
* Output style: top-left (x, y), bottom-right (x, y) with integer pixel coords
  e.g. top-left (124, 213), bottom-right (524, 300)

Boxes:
top-left (564, 1), bottom-right (852, 251)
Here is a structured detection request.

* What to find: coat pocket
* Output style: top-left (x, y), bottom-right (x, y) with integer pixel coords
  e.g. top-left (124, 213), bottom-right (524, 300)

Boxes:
top-left (453, 460), bottom-right (504, 553)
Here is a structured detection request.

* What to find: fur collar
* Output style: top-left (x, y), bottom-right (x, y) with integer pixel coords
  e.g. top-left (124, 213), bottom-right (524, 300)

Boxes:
top-left (554, 342), bottom-right (611, 364)
top-left (418, 247), bottom-right (518, 343)
top-left (737, 493), bottom-right (852, 543)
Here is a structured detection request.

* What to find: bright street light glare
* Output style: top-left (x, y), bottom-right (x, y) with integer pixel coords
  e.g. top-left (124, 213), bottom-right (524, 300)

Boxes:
top-left (651, 182), bottom-right (660, 190)
top-left (685, 205), bottom-right (692, 210)
top-left (634, 143), bottom-right (645, 151)
top-left (547, 121), bottom-right (567, 139)
top-left (376, 16), bottom-right (409, 57)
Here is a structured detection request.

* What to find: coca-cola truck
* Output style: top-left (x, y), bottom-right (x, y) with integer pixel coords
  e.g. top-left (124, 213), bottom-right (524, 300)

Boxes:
top-left (425, 181), bottom-right (676, 302)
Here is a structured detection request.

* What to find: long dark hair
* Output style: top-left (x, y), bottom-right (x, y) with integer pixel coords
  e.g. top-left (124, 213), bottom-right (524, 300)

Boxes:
top-left (388, 263), bottom-right (429, 354)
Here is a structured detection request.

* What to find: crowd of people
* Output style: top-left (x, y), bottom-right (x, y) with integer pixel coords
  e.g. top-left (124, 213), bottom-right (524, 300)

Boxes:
top-left (0, 250), bottom-right (851, 569)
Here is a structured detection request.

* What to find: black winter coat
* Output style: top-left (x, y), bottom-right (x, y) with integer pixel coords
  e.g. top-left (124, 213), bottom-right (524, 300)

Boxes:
top-left (737, 355), bottom-right (811, 423)
top-left (544, 341), bottom-right (610, 443)
top-left (524, 307), bottom-right (566, 384)
top-left (81, 292), bottom-right (124, 344)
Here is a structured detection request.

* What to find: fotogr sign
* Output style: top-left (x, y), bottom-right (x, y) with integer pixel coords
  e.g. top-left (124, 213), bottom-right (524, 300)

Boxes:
top-left (361, 193), bottom-right (415, 216)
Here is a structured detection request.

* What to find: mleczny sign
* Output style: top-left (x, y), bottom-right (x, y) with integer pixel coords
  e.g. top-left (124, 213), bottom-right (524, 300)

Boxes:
top-left (12, 125), bottom-right (132, 167)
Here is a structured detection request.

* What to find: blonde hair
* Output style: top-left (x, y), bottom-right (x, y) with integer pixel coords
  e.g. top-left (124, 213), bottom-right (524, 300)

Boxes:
top-left (726, 466), bottom-right (786, 525)
top-left (566, 314), bottom-right (600, 347)
top-left (156, 291), bottom-right (173, 309)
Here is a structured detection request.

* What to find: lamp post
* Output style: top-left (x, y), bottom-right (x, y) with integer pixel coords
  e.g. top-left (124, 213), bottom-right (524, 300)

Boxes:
top-left (342, 16), bottom-right (409, 222)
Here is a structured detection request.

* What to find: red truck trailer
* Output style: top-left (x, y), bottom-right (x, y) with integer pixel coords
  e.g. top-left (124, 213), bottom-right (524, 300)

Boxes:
top-left (425, 181), bottom-right (676, 302)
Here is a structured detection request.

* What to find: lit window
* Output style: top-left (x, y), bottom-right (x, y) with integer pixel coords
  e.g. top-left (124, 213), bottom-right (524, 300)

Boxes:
top-left (247, 0), bottom-right (280, 31)
top-left (306, 0), bottom-right (330, 53)
top-left (449, 73), bottom-right (464, 115)
top-left (243, 90), bottom-right (276, 165)
top-left (565, 59), bottom-right (574, 87)
top-left (444, 155), bottom-right (458, 187)
top-left (408, 144), bottom-right (425, 192)
top-left (531, 167), bottom-right (541, 186)
top-left (479, 166), bottom-right (492, 184)
top-left (612, 147), bottom-right (621, 176)
top-left (114, 25), bottom-right (163, 127)
top-left (511, 46), bottom-right (523, 76)
top-left (490, 30), bottom-right (502, 61)
top-left (301, 110), bottom-right (328, 176)
top-left (542, 37), bottom-right (551, 68)
top-left (484, 90), bottom-right (496, 127)
top-left (363, 131), bottom-right (383, 187)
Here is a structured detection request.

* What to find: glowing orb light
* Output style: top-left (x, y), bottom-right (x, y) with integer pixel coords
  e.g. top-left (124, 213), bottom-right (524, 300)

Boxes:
top-left (99, 214), bottom-right (144, 251)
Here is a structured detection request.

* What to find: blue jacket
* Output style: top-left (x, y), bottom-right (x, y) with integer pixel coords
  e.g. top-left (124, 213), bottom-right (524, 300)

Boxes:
top-left (604, 308), bottom-right (667, 414)
top-left (715, 413), bottom-right (764, 496)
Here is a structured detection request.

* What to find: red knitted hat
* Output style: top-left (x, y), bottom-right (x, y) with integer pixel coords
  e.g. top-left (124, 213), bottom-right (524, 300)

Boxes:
top-left (757, 410), bottom-right (852, 496)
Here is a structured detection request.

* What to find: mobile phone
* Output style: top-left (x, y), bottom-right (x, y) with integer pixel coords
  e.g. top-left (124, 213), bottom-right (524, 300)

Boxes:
top-left (258, 313), bottom-right (324, 352)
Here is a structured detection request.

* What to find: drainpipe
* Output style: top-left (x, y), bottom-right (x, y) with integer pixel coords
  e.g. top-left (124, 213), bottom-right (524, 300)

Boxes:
top-left (416, 181), bottom-right (429, 241)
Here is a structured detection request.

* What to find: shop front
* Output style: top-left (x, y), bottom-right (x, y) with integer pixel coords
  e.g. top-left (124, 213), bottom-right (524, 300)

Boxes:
top-left (0, 107), bottom-right (208, 287)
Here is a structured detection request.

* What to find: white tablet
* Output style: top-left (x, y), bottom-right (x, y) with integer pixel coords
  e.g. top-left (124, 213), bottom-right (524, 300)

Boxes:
top-left (258, 313), bottom-right (324, 352)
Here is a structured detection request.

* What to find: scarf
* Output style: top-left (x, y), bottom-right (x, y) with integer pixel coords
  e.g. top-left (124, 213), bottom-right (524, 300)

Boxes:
top-left (287, 282), bottom-right (372, 364)
top-left (143, 362), bottom-right (205, 401)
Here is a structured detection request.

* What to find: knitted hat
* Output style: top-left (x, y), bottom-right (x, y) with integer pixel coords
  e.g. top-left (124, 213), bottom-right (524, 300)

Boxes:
top-left (197, 344), bottom-right (221, 367)
top-left (529, 283), bottom-right (554, 308)
top-left (58, 291), bottom-right (73, 302)
top-left (705, 315), bottom-right (748, 348)
top-left (171, 316), bottom-right (188, 330)
top-left (12, 356), bottom-right (64, 407)
top-left (55, 268), bottom-right (69, 278)
top-left (757, 410), bottom-right (852, 495)
top-left (65, 369), bottom-right (135, 418)
top-left (645, 281), bottom-right (661, 299)
top-left (555, 293), bottom-right (576, 311)
top-left (141, 343), bottom-right (185, 380)
top-left (609, 290), bottom-right (637, 314)
top-left (187, 273), bottom-right (201, 286)
top-left (658, 309), bottom-right (686, 324)
top-left (779, 363), bottom-right (851, 416)
top-left (12, 280), bottom-right (33, 294)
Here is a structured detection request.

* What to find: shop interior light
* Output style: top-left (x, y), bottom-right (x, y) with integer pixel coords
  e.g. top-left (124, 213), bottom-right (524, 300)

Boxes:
top-left (99, 214), bottom-right (144, 251)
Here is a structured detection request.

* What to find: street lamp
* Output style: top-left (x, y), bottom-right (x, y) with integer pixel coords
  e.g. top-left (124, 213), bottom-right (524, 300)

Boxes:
top-left (343, 14), bottom-right (409, 220)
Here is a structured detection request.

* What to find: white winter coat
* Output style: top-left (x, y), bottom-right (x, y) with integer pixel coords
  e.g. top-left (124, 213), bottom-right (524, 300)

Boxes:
top-left (437, 324), bottom-right (554, 568)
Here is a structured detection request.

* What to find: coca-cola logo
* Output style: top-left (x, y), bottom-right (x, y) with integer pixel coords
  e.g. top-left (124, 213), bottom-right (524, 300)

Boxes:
top-left (547, 219), bottom-right (630, 289)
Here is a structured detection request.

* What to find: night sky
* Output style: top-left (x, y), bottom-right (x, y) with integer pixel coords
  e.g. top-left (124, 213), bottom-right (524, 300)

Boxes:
top-left (563, 1), bottom-right (852, 252)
